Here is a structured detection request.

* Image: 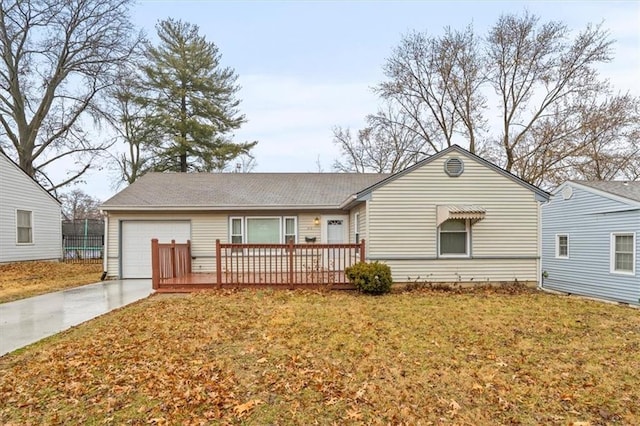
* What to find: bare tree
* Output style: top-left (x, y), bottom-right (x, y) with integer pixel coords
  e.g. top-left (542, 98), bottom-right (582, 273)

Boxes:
top-left (485, 12), bottom-right (613, 177)
top-left (314, 154), bottom-right (324, 173)
top-left (333, 102), bottom-right (428, 173)
top-left (336, 12), bottom-right (639, 186)
top-left (377, 25), bottom-right (487, 154)
top-left (59, 189), bottom-right (102, 221)
top-left (567, 95), bottom-right (640, 182)
top-left (228, 153), bottom-right (257, 173)
top-left (104, 63), bottom-right (159, 186)
top-left (0, 0), bottom-right (141, 194)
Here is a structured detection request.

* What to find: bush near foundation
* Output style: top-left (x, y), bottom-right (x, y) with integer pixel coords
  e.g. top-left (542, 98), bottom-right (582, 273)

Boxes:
top-left (345, 262), bottom-right (392, 295)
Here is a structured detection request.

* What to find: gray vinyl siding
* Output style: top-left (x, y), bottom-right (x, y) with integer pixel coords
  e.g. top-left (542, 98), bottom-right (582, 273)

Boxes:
top-left (105, 211), bottom-right (327, 278)
top-left (0, 154), bottom-right (62, 263)
top-left (366, 151), bottom-right (541, 283)
top-left (542, 185), bottom-right (640, 306)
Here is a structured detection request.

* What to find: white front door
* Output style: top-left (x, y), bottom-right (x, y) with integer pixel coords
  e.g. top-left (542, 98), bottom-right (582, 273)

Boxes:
top-left (327, 220), bottom-right (344, 243)
top-left (322, 215), bottom-right (348, 244)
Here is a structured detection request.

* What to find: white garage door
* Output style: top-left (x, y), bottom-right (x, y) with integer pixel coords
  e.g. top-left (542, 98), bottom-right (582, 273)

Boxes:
top-left (121, 221), bottom-right (191, 278)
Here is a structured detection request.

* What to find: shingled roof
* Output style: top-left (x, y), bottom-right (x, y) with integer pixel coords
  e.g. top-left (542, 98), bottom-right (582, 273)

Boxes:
top-left (101, 172), bottom-right (389, 210)
top-left (572, 180), bottom-right (640, 203)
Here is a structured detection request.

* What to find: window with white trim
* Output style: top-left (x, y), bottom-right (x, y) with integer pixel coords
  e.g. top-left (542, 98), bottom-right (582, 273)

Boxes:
top-left (229, 216), bottom-right (297, 244)
top-left (439, 219), bottom-right (469, 257)
top-left (556, 234), bottom-right (569, 258)
top-left (16, 210), bottom-right (33, 244)
top-left (611, 233), bottom-right (635, 275)
top-left (230, 217), bottom-right (243, 243)
top-left (284, 217), bottom-right (296, 244)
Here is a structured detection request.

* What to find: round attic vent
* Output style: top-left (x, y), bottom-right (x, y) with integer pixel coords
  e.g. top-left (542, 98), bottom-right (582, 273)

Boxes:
top-left (561, 186), bottom-right (573, 200)
top-left (444, 157), bottom-right (464, 177)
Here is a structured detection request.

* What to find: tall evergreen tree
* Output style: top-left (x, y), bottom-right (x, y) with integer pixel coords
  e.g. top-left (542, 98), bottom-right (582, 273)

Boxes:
top-left (143, 19), bottom-right (255, 172)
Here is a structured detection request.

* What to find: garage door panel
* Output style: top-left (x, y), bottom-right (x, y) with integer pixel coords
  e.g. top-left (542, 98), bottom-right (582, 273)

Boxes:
top-left (122, 221), bottom-right (191, 278)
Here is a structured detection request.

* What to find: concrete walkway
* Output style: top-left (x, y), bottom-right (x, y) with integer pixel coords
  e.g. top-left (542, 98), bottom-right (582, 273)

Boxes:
top-left (0, 279), bottom-right (153, 356)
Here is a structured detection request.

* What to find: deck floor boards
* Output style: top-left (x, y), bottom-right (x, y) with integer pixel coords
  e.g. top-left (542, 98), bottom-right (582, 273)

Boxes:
top-left (156, 272), bottom-right (355, 291)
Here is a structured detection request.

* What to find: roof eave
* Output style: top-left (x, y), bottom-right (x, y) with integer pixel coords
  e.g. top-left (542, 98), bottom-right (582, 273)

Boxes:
top-left (338, 194), bottom-right (360, 210)
top-left (1, 151), bottom-right (62, 205)
top-left (562, 181), bottom-right (640, 208)
top-left (100, 204), bottom-right (344, 212)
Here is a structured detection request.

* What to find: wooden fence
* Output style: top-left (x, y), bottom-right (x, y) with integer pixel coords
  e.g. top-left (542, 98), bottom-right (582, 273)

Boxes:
top-left (151, 239), bottom-right (192, 289)
top-left (151, 238), bottom-right (365, 291)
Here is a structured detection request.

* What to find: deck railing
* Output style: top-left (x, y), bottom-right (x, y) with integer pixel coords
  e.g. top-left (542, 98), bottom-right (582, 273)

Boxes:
top-left (151, 238), bottom-right (365, 290)
top-left (151, 239), bottom-right (191, 289)
top-left (216, 239), bottom-right (365, 287)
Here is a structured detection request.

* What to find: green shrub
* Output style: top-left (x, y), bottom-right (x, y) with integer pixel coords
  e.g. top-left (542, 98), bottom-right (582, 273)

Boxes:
top-left (345, 261), bottom-right (392, 295)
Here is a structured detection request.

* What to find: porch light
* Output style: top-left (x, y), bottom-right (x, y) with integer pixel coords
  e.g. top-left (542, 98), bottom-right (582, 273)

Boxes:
top-left (314, 217), bottom-right (320, 225)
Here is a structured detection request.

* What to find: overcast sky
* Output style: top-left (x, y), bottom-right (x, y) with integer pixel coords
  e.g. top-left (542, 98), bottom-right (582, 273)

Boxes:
top-left (60, 0), bottom-right (640, 201)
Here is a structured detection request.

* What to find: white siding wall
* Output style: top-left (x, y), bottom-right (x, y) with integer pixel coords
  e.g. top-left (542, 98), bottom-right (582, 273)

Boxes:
top-left (0, 154), bottom-right (61, 262)
top-left (366, 151), bottom-right (541, 283)
top-left (106, 211), bottom-right (331, 278)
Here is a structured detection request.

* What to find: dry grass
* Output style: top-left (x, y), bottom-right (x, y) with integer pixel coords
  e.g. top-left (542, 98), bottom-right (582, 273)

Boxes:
top-left (0, 261), bottom-right (103, 303)
top-left (1, 288), bottom-right (639, 425)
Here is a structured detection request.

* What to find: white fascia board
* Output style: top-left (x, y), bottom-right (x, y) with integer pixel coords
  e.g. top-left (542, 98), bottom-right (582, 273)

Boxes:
top-left (100, 204), bottom-right (342, 212)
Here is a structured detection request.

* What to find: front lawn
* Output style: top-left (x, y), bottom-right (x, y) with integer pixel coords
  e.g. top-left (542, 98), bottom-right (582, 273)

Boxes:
top-left (0, 288), bottom-right (638, 424)
top-left (0, 261), bottom-right (103, 303)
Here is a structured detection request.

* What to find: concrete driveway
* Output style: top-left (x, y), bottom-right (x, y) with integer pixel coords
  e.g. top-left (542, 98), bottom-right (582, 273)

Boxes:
top-left (0, 279), bottom-right (153, 356)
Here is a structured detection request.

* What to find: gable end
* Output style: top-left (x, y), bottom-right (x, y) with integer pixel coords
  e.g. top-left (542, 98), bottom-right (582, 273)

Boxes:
top-left (356, 145), bottom-right (549, 201)
top-left (0, 151), bottom-right (61, 205)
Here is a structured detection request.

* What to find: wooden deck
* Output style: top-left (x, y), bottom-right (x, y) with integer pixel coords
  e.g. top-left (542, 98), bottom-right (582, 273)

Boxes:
top-left (151, 239), bottom-right (364, 292)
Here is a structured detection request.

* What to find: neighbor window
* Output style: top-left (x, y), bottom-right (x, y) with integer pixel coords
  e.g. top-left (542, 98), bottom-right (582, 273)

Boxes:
top-left (611, 233), bottom-right (635, 275)
top-left (439, 219), bottom-right (469, 256)
top-left (16, 210), bottom-right (33, 244)
top-left (229, 217), bottom-right (297, 244)
top-left (556, 234), bottom-right (569, 258)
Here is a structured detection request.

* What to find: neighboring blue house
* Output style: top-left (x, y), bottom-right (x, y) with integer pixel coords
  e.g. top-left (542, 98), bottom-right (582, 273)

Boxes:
top-left (542, 181), bottom-right (639, 306)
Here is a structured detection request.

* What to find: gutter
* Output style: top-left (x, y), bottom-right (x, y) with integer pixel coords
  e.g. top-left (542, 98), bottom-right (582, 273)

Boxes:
top-left (338, 194), bottom-right (359, 210)
top-left (100, 204), bottom-right (344, 212)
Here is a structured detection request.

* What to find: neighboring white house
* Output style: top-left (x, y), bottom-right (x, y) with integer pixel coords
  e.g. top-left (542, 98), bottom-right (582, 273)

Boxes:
top-left (542, 181), bottom-right (639, 306)
top-left (101, 145), bottom-right (549, 284)
top-left (0, 151), bottom-right (62, 263)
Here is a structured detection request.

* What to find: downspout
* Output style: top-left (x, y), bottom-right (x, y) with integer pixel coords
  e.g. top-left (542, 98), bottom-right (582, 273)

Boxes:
top-left (364, 200), bottom-right (370, 262)
top-left (537, 199), bottom-right (546, 289)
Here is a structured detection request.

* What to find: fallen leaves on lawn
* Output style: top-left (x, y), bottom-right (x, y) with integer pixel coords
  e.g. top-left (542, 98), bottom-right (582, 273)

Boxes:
top-left (233, 399), bottom-right (263, 417)
top-left (0, 261), bottom-right (102, 302)
top-left (0, 289), bottom-right (639, 424)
